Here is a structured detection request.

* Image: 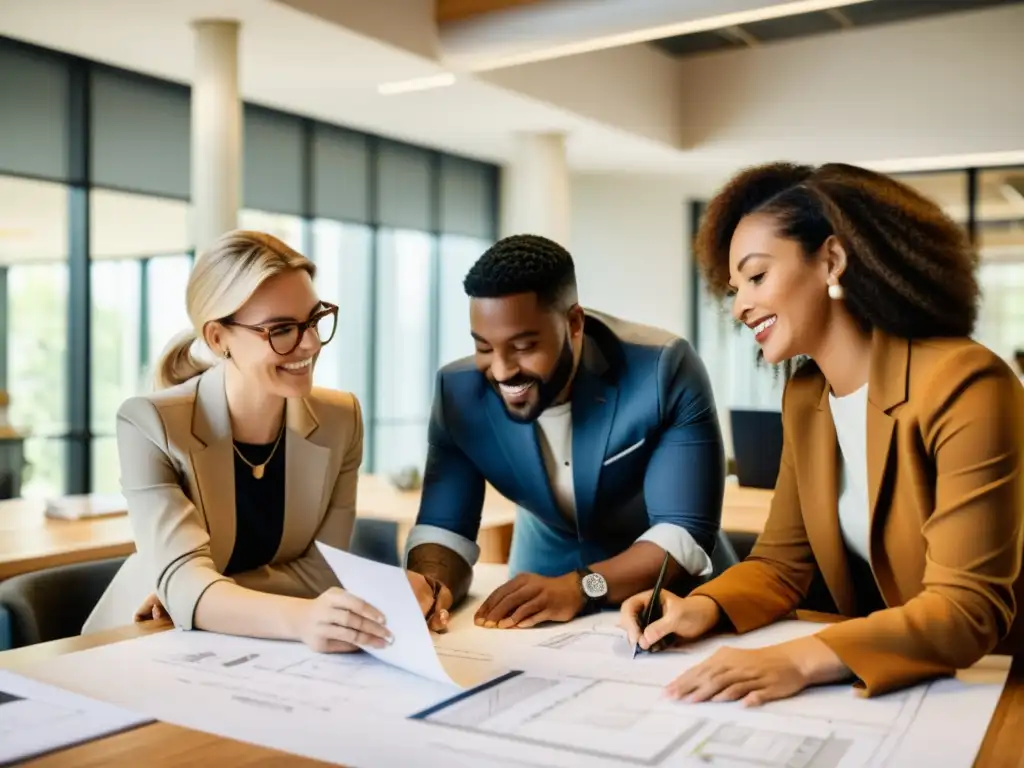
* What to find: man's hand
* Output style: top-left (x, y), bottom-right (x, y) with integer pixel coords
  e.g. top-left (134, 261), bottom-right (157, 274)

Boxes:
top-left (475, 573), bottom-right (586, 629)
top-left (408, 571), bottom-right (453, 632)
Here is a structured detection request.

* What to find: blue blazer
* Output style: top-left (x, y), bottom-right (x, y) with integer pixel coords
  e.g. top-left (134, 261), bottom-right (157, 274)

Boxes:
top-left (409, 310), bottom-right (727, 578)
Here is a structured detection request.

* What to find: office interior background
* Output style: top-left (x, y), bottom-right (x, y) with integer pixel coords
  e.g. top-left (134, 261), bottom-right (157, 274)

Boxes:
top-left (0, 0), bottom-right (1022, 501)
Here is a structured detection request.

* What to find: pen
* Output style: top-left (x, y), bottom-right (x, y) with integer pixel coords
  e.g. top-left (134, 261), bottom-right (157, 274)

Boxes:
top-left (633, 551), bottom-right (672, 659)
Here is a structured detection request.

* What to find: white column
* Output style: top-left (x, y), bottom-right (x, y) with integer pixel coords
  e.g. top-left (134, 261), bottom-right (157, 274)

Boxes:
top-left (191, 19), bottom-right (241, 253)
top-left (501, 132), bottom-right (570, 246)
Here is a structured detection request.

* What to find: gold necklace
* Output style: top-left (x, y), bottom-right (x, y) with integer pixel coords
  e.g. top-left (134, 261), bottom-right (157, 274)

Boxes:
top-left (233, 424), bottom-right (284, 480)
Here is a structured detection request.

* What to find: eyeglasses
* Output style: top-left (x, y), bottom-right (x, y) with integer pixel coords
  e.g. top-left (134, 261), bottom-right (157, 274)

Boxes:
top-left (221, 302), bottom-right (339, 356)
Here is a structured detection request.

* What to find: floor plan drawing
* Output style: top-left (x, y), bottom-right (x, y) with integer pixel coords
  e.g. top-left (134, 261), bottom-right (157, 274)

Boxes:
top-left (536, 627), bottom-right (634, 657)
top-left (27, 615), bottom-right (1011, 768)
top-left (150, 633), bottom-right (462, 718)
top-left (412, 667), bottom-right (937, 768)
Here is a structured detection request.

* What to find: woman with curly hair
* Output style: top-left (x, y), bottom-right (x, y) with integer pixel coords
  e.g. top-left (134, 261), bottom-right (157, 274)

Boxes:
top-left (621, 162), bottom-right (1024, 703)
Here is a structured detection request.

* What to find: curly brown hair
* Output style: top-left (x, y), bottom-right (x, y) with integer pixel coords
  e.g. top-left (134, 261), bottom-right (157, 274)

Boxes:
top-left (694, 162), bottom-right (980, 338)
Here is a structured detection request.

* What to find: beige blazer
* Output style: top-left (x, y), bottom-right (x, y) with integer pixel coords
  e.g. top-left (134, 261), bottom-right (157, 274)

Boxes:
top-left (693, 331), bottom-right (1024, 696)
top-left (83, 363), bottom-right (363, 634)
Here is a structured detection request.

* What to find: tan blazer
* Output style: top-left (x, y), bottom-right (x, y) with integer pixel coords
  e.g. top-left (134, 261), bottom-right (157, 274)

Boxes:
top-left (693, 332), bottom-right (1024, 696)
top-left (83, 363), bottom-right (363, 634)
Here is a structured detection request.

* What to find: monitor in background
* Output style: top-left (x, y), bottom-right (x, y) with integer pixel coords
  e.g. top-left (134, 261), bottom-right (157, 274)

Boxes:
top-left (729, 409), bottom-right (783, 490)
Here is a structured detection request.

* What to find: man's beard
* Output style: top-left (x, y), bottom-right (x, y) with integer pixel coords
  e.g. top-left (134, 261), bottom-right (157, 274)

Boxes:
top-left (493, 335), bottom-right (576, 424)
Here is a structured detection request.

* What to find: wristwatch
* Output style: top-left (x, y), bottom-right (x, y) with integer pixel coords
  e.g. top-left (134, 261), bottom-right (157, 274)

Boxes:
top-left (576, 567), bottom-right (609, 613)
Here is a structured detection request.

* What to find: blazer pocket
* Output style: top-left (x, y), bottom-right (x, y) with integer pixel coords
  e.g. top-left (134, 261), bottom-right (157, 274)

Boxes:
top-left (603, 438), bottom-right (646, 467)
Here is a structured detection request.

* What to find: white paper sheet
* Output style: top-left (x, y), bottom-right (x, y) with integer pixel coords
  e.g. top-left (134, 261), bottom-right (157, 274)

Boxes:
top-left (15, 580), bottom-right (1012, 768)
top-left (316, 542), bottom-right (477, 686)
top-left (0, 669), bottom-right (151, 766)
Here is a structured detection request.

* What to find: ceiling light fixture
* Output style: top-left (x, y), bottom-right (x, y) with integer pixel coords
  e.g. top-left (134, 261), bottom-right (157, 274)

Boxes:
top-left (377, 73), bottom-right (456, 95)
top-left (447, 0), bottom-right (875, 71)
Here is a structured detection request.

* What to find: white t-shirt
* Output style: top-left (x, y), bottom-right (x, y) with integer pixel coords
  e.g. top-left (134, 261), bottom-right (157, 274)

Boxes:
top-left (829, 384), bottom-right (871, 563)
top-left (535, 402), bottom-right (577, 524)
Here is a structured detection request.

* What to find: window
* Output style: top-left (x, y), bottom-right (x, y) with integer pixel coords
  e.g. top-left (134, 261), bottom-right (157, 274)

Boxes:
top-left (239, 209), bottom-right (306, 252)
top-left (0, 175), bottom-right (69, 497)
top-left (894, 171), bottom-right (969, 228)
top-left (438, 235), bottom-right (489, 366)
top-left (90, 258), bottom-right (141, 436)
top-left (373, 229), bottom-right (433, 474)
top-left (89, 190), bottom-right (191, 489)
top-left (974, 166), bottom-right (1024, 360)
top-left (146, 255), bottom-right (193, 381)
top-left (311, 220), bottom-right (373, 413)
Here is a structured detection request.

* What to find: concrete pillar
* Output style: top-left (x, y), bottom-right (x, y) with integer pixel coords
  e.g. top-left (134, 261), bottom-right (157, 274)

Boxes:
top-left (191, 19), bottom-right (241, 253)
top-left (501, 132), bottom-right (570, 246)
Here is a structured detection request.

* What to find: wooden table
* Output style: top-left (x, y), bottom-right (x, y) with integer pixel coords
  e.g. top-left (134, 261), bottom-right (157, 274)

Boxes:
top-left (1, 619), bottom-right (1021, 765)
top-left (0, 480), bottom-right (774, 581)
top-left (0, 477), bottom-right (520, 580)
top-left (721, 483), bottom-right (773, 535)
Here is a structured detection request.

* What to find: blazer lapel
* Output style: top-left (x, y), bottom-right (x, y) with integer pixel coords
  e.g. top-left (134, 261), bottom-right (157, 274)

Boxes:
top-left (801, 383), bottom-right (856, 615)
top-left (865, 332), bottom-right (909, 574)
top-left (570, 341), bottom-right (618, 539)
top-left (189, 364), bottom-right (236, 571)
top-left (277, 396), bottom-right (331, 559)
top-left (485, 386), bottom-right (565, 527)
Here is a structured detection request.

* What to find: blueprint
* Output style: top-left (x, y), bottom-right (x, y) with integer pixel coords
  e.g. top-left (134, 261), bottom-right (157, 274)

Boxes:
top-left (0, 669), bottom-right (151, 766)
top-left (19, 602), bottom-right (1012, 767)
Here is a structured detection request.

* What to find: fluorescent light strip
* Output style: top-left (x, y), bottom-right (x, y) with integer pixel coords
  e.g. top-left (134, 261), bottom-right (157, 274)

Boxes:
top-left (465, 0), bottom-right (874, 71)
top-left (377, 73), bottom-right (456, 95)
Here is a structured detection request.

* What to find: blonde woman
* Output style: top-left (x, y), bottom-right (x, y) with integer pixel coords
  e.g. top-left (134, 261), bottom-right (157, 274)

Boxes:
top-left (84, 231), bottom-right (427, 652)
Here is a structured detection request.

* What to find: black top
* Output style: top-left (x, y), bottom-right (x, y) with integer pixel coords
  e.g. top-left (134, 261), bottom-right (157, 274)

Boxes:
top-left (224, 436), bottom-right (286, 576)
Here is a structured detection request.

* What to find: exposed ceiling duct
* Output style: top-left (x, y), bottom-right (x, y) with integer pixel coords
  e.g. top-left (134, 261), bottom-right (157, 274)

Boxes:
top-left (437, 0), bottom-right (874, 71)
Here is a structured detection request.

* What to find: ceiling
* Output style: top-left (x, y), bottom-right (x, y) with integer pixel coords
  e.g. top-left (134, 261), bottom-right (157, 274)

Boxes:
top-left (651, 0), bottom-right (1023, 57)
top-left (0, 0), bottom-right (1022, 180)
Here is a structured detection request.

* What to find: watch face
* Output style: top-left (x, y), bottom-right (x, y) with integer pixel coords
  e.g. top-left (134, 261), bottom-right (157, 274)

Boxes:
top-left (581, 571), bottom-right (608, 599)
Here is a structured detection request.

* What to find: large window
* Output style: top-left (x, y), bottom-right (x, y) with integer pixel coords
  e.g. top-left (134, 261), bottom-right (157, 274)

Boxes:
top-left (438, 235), bottom-right (489, 366)
top-left (311, 219), bottom-right (373, 413)
top-left (0, 175), bottom-right (70, 497)
top-left (373, 229), bottom-right (434, 475)
top-left (0, 34), bottom-right (500, 495)
top-left (974, 167), bottom-right (1024, 360)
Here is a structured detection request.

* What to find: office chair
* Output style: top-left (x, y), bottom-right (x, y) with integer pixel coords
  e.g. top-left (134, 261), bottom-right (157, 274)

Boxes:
top-left (0, 556), bottom-right (126, 649)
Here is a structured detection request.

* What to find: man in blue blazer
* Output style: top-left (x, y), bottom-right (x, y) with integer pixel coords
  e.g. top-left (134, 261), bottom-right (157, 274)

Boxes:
top-left (406, 234), bottom-right (728, 631)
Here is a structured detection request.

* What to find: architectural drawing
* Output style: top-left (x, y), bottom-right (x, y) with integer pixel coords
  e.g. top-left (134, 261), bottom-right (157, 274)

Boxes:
top-left (413, 669), bottom-right (932, 767)
top-left (0, 691), bottom-right (80, 737)
top-left (536, 627), bottom-right (634, 657)
top-left (29, 617), bottom-right (1010, 768)
top-left (151, 634), bottom-right (460, 718)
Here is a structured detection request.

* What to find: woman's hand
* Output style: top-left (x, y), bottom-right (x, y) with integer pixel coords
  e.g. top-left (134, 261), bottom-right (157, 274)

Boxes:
top-left (295, 587), bottom-right (393, 653)
top-left (620, 591), bottom-right (720, 651)
top-left (134, 593), bottom-right (166, 622)
top-left (664, 636), bottom-right (851, 706)
top-left (408, 571), bottom-right (453, 632)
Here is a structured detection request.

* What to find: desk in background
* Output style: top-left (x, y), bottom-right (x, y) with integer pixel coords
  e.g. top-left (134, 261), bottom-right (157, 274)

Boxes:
top-left (0, 479), bottom-right (776, 581)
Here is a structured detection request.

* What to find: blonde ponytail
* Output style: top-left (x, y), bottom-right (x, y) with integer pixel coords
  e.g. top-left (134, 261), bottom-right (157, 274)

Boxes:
top-left (153, 329), bottom-right (212, 390)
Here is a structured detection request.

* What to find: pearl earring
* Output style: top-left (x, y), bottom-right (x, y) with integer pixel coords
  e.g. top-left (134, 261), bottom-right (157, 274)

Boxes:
top-left (827, 280), bottom-right (845, 300)
top-left (222, 349), bottom-right (231, 359)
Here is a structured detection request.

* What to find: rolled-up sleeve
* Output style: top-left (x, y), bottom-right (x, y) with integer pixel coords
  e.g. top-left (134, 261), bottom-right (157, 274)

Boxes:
top-left (642, 339), bottom-right (726, 573)
top-left (637, 523), bottom-right (713, 576)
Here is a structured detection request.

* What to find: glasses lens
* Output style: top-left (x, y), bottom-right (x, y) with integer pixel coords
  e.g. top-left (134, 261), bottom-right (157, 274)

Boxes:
top-left (268, 326), bottom-right (300, 355)
top-left (315, 310), bottom-right (338, 346)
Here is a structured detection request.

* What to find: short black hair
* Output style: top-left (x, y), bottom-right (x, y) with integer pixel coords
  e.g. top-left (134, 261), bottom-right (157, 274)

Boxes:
top-left (463, 234), bottom-right (578, 310)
